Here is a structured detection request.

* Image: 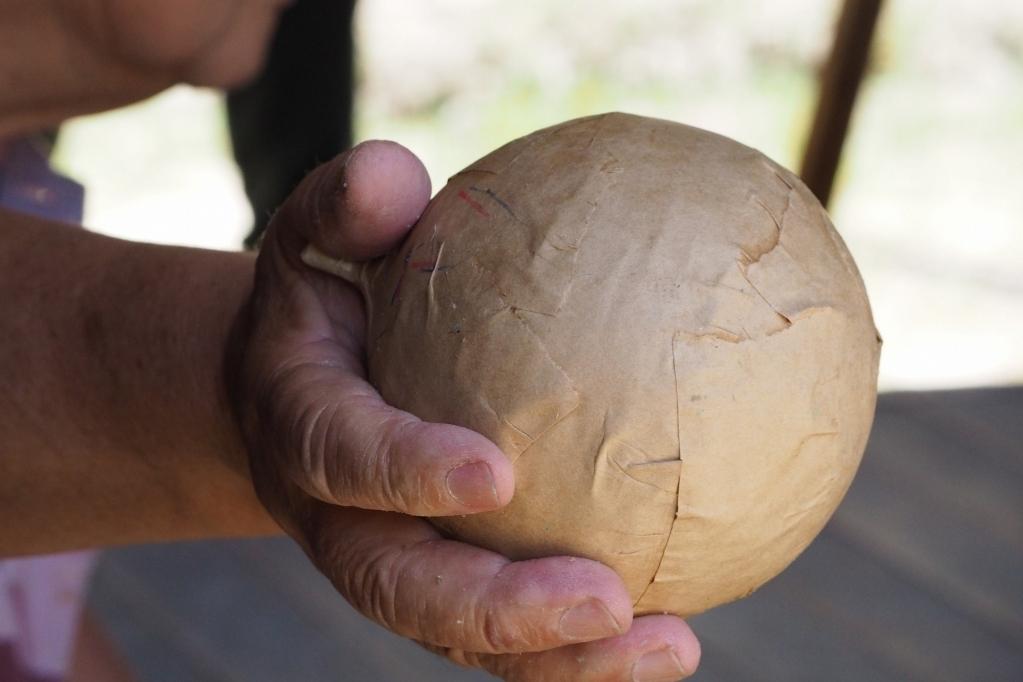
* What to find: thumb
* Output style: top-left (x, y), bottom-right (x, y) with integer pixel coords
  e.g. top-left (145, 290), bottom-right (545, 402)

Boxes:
top-left (271, 140), bottom-right (432, 265)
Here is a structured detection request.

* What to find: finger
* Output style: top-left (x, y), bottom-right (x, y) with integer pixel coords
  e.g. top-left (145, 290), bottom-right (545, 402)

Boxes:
top-left (266, 355), bottom-right (514, 516)
top-left (311, 507), bottom-right (634, 654)
top-left (249, 151), bottom-right (508, 518)
top-left (463, 616), bottom-right (700, 682)
top-left (271, 139), bottom-right (432, 263)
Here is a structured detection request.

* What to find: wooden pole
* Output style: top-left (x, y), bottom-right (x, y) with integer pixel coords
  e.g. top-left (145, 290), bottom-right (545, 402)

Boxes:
top-left (799, 0), bottom-right (884, 207)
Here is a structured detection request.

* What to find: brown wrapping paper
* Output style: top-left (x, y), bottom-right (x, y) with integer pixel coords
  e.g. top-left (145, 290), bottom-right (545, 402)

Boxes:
top-left (304, 113), bottom-right (881, 616)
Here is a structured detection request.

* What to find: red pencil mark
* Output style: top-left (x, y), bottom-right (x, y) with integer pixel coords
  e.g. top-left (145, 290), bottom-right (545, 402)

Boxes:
top-left (408, 259), bottom-right (438, 272)
top-left (458, 189), bottom-right (490, 218)
top-left (409, 259), bottom-right (454, 274)
top-left (392, 245), bottom-right (456, 303)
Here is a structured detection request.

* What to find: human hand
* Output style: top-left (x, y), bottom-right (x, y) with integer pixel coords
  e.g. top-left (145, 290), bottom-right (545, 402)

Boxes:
top-left (231, 141), bottom-right (701, 681)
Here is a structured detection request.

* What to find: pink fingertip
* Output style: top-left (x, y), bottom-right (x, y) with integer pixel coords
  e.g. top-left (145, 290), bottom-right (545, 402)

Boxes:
top-left (342, 140), bottom-right (432, 260)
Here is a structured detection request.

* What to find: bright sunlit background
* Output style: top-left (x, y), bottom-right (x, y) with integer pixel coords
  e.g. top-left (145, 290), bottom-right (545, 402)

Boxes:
top-left (52, 0), bottom-right (1023, 391)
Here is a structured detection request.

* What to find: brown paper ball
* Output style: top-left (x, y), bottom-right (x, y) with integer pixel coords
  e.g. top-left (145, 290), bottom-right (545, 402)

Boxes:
top-left (315, 113), bottom-right (881, 616)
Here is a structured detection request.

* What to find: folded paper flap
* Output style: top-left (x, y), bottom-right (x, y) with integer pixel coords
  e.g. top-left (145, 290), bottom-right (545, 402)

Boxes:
top-left (370, 296), bottom-right (580, 459)
top-left (634, 307), bottom-right (876, 615)
top-left (459, 308), bottom-right (581, 457)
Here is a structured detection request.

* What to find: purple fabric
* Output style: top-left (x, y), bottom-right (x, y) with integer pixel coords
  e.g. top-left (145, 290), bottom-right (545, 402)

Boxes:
top-left (0, 138), bottom-right (83, 224)
top-left (1, 136), bottom-right (94, 681)
top-left (0, 643), bottom-right (61, 682)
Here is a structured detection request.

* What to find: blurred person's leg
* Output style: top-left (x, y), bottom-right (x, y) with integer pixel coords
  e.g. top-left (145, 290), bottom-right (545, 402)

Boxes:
top-left (0, 552), bottom-right (97, 682)
top-left (68, 611), bottom-right (136, 682)
top-left (228, 0), bottom-right (358, 249)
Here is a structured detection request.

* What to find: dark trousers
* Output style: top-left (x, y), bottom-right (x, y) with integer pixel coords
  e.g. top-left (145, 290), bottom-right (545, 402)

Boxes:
top-left (227, 0), bottom-right (358, 248)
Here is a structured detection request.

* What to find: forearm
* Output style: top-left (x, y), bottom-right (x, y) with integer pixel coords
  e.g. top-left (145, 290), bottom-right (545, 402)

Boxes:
top-left (0, 208), bottom-right (277, 555)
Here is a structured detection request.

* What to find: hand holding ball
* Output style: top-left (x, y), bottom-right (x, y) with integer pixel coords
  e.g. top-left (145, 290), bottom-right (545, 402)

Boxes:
top-left (304, 113), bottom-right (881, 616)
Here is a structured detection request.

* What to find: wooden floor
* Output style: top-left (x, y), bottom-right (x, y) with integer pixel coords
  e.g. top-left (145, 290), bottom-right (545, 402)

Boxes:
top-left (88, 387), bottom-right (1023, 681)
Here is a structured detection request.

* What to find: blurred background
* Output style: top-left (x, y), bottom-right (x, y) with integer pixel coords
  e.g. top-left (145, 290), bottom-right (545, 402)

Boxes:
top-left (53, 0), bottom-right (1023, 391)
top-left (47, 0), bottom-right (1021, 679)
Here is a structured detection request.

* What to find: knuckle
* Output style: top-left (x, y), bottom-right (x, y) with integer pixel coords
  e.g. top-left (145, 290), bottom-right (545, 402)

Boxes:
top-left (477, 603), bottom-right (516, 653)
top-left (255, 360), bottom-right (343, 502)
top-left (278, 369), bottom-right (331, 486)
top-left (296, 402), bottom-right (334, 498)
top-left (329, 537), bottom-right (405, 633)
top-left (361, 416), bottom-right (420, 512)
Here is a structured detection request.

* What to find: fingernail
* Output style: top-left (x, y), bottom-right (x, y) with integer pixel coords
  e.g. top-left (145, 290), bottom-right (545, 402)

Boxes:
top-left (559, 599), bottom-right (624, 641)
top-left (632, 648), bottom-right (687, 681)
top-left (445, 461), bottom-right (499, 509)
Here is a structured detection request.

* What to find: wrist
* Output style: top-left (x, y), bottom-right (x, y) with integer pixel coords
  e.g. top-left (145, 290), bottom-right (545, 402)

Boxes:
top-left (154, 245), bottom-right (280, 537)
top-left (89, 239), bottom-right (278, 539)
